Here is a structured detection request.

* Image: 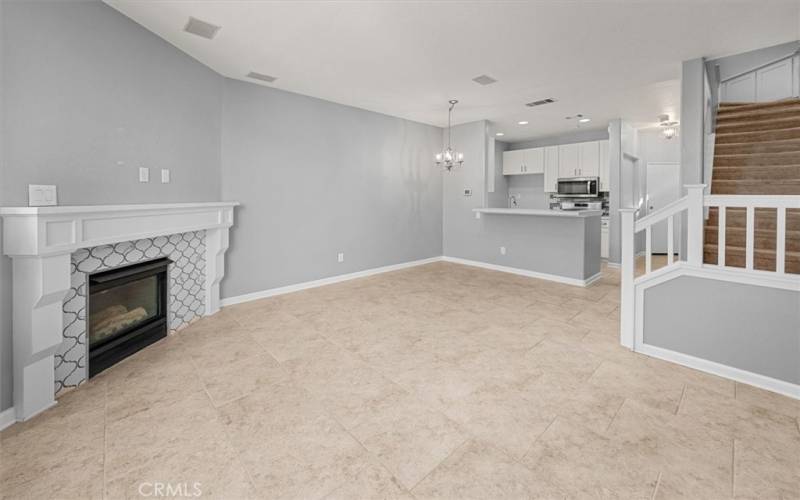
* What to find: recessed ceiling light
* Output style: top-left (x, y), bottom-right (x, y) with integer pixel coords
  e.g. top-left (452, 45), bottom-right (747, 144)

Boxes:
top-left (184, 16), bottom-right (221, 40)
top-left (518, 121), bottom-right (529, 125)
top-left (472, 74), bottom-right (498, 86)
top-left (246, 71), bottom-right (278, 83)
top-left (525, 98), bottom-right (557, 107)
top-left (495, 132), bottom-right (505, 137)
top-left (578, 118), bottom-right (591, 123)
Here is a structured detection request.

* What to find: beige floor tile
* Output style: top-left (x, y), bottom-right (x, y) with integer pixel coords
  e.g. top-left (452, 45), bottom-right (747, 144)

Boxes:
top-left (607, 399), bottom-right (734, 498)
top-left (199, 352), bottom-right (290, 407)
top-left (441, 382), bottom-right (558, 460)
top-left (217, 383), bottom-right (370, 499)
top-left (588, 360), bottom-right (684, 414)
top-left (678, 384), bottom-right (800, 446)
top-left (349, 392), bottom-right (466, 490)
top-left (735, 382), bottom-right (800, 419)
top-left (411, 440), bottom-right (565, 499)
top-left (522, 417), bottom-right (659, 498)
top-left (324, 462), bottom-right (413, 500)
top-left (524, 339), bottom-right (603, 384)
top-left (733, 437), bottom-right (800, 499)
top-left (646, 357), bottom-right (735, 399)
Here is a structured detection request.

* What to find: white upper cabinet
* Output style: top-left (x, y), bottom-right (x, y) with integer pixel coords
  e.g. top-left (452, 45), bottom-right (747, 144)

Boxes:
top-left (502, 149), bottom-right (525, 175)
top-left (599, 140), bottom-right (610, 192)
top-left (525, 148), bottom-right (544, 174)
top-left (502, 147), bottom-right (544, 175)
top-left (558, 143), bottom-right (580, 178)
top-left (544, 146), bottom-right (559, 192)
top-left (578, 141), bottom-right (600, 177)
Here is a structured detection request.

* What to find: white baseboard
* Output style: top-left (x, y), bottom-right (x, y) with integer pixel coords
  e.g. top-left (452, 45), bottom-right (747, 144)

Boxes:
top-left (0, 407), bottom-right (16, 431)
top-left (442, 256), bottom-right (600, 287)
top-left (221, 257), bottom-right (443, 307)
top-left (605, 261), bottom-right (621, 269)
top-left (636, 343), bottom-right (800, 401)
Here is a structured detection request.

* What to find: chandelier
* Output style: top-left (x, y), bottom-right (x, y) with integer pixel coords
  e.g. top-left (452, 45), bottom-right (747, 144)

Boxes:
top-left (435, 100), bottom-right (464, 171)
top-left (658, 114), bottom-right (679, 140)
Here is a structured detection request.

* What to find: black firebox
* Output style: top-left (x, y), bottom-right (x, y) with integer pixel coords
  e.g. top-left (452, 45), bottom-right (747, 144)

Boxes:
top-left (87, 257), bottom-right (171, 378)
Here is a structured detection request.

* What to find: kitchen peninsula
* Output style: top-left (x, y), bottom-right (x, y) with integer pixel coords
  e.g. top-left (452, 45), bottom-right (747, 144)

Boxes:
top-left (464, 207), bottom-right (602, 286)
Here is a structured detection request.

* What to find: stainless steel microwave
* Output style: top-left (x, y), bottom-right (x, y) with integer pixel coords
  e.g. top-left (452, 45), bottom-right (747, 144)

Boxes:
top-left (556, 177), bottom-right (600, 198)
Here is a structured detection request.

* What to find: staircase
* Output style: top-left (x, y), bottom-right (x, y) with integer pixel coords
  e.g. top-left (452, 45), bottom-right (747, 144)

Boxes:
top-left (704, 99), bottom-right (800, 274)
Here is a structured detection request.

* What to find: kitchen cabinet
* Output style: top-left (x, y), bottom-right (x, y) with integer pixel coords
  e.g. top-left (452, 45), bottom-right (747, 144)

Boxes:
top-left (502, 149), bottom-right (525, 175)
top-left (558, 143), bottom-right (580, 178)
top-left (599, 140), bottom-right (609, 192)
top-left (578, 141), bottom-right (600, 177)
top-left (502, 147), bottom-right (544, 175)
top-left (526, 148), bottom-right (544, 174)
top-left (543, 146), bottom-right (559, 192)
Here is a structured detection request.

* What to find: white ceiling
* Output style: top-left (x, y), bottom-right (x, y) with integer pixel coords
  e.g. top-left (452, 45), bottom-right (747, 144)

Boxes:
top-left (105, 0), bottom-right (799, 142)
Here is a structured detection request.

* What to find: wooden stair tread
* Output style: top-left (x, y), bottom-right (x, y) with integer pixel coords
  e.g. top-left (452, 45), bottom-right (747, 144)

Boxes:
top-left (716, 104), bottom-right (800, 123)
top-left (715, 115), bottom-right (800, 133)
top-left (718, 99), bottom-right (800, 112)
top-left (714, 140), bottom-right (800, 156)
top-left (715, 126), bottom-right (800, 145)
top-left (711, 164), bottom-right (800, 180)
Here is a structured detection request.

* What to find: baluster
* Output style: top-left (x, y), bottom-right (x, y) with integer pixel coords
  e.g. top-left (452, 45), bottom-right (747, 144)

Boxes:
top-left (645, 226), bottom-right (652, 274)
top-left (667, 216), bottom-right (674, 265)
top-left (745, 206), bottom-right (755, 270)
top-left (776, 207), bottom-right (786, 274)
top-left (718, 206), bottom-right (726, 267)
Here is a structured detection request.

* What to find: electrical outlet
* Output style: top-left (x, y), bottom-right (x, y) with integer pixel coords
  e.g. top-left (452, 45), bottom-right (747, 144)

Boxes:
top-left (161, 169), bottom-right (170, 183)
top-left (337, 252), bottom-right (344, 263)
top-left (500, 246), bottom-right (506, 255)
top-left (139, 167), bottom-right (150, 183)
top-left (28, 184), bottom-right (57, 207)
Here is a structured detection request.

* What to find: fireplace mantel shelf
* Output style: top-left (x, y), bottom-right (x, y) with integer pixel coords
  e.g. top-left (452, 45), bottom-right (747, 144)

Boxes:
top-left (0, 201), bottom-right (238, 216)
top-left (1, 201), bottom-right (239, 422)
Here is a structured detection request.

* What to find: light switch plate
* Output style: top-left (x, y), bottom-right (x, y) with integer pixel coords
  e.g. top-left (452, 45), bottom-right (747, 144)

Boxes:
top-left (337, 252), bottom-right (344, 263)
top-left (139, 167), bottom-right (150, 183)
top-left (28, 184), bottom-right (58, 207)
top-left (464, 188), bottom-right (472, 197)
top-left (161, 169), bottom-right (170, 183)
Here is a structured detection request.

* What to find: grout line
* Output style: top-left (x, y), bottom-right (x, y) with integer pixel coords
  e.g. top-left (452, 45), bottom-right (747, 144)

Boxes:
top-left (518, 415), bottom-right (558, 461)
top-left (675, 385), bottom-right (687, 415)
top-left (604, 398), bottom-right (627, 435)
top-left (408, 437), bottom-right (471, 493)
top-left (650, 471), bottom-right (662, 500)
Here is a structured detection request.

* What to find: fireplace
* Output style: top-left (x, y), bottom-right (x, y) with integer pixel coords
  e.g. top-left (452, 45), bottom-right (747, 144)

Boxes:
top-left (88, 258), bottom-right (171, 377)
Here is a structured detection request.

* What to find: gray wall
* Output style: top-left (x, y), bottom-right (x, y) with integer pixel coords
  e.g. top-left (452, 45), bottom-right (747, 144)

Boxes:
top-left (0, 0), bottom-right (8, 413)
top-left (644, 276), bottom-right (800, 384)
top-left (220, 79), bottom-right (443, 298)
top-left (607, 120), bottom-right (639, 264)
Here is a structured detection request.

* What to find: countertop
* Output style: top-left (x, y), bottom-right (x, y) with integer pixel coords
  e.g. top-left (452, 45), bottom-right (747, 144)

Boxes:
top-left (473, 208), bottom-right (603, 218)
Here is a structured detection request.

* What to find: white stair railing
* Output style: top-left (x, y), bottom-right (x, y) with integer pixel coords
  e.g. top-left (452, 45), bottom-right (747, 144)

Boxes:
top-left (704, 195), bottom-right (800, 274)
top-left (620, 185), bottom-right (800, 349)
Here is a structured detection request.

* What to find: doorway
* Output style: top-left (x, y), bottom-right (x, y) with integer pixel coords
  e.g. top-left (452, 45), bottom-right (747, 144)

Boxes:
top-left (646, 162), bottom-right (681, 254)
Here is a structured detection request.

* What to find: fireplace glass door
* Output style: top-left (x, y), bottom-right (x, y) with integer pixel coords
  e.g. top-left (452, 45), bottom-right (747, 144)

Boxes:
top-left (89, 275), bottom-right (160, 346)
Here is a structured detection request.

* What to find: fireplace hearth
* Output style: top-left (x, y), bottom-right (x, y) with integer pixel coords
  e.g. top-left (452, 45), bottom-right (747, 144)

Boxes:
top-left (88, 258), bottom-right (171, 377)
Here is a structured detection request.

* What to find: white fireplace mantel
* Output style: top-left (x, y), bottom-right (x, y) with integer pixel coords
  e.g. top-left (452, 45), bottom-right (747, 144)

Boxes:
top-left (0, 202), bottom-right (238, 422)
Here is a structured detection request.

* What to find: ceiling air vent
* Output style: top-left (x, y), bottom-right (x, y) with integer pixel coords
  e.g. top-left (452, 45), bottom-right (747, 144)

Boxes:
top-left (525, 98), bottom-right (558, 107)
top-left (246, 71), bottom-right (278, 84)
top-left (472, 74), bottom-right (498, 86)
top-left (184, 17), bottom-right (221, 40)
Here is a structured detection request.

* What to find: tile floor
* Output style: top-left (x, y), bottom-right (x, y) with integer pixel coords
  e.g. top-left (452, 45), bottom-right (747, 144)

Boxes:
top-left (1, 262), bottom-right (799, 499)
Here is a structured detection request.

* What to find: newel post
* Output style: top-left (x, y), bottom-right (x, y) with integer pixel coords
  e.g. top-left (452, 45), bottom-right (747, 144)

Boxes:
top-left (619, 208), bottom-right (637, 350)
top-left (685, 184), bottom-right (706, 266)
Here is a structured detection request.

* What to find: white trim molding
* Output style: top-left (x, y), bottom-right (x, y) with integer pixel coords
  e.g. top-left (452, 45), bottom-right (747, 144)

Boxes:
top-left (0, 407), bottom-right (17, 431)
top-left (0, 202), bottom-right (238, 423)
top-left (638, 343), bottom-right (799, 401)
top-left (441, 256), bottom-right (601, 287)
top-left (221, 257), bottom-right (443, 307)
